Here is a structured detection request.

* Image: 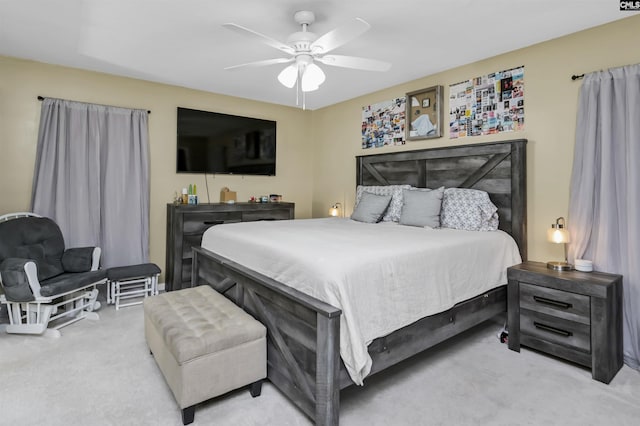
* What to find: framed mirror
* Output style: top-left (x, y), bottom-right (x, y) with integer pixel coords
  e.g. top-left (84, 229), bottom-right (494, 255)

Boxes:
top-left (405, 85), bottom-right (443, 141)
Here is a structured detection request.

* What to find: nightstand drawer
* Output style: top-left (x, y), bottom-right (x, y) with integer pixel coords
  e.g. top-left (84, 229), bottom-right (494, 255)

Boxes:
top-left (521, 309), bottom-right (590, 353)
top-left (520, 282), bottom-right (590, 324)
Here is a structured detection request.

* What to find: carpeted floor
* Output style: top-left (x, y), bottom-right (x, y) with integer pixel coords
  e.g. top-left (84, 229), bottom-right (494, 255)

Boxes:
top-left (1, 298), bottom-right (639, 426)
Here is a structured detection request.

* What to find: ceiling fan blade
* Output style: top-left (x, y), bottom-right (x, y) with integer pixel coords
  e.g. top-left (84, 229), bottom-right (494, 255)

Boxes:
top-left (222, 23), bottom-right (294, 55)
top-left (310, 18), bottom-right (371, 54)
top-left (224, 57), bottom-right (293, 70)
top-left (316, 55), bottom-right (391, 72)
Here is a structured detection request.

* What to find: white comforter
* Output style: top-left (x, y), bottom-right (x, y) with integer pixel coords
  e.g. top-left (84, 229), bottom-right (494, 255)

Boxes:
top-left (201, 218), bottom-right (521, 384)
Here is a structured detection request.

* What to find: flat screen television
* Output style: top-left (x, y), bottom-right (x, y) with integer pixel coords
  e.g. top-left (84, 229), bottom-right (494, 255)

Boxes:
top-left (176, 107), bottom-right (276, 175)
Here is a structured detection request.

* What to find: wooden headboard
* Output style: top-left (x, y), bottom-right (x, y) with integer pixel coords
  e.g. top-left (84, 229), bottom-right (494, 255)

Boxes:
top-left (356, 139), bottom-right (527, 260)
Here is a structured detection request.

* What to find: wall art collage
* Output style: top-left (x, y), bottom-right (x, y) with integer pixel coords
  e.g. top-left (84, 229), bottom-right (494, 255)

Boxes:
top-left (361, 97), bottom-right (406, 149)
top-left (361, 65), bottom-right (523, 149)
top-left (448, 66), bottom-right (525, 139)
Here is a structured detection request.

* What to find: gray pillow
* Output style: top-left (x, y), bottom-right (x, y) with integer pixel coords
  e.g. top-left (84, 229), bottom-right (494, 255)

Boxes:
top-left (351, 192), bottom-right (392, 223)
top-left (355, 185), bottom-right (411, 222)
top-left (399, 187), bottom-right (444, 228)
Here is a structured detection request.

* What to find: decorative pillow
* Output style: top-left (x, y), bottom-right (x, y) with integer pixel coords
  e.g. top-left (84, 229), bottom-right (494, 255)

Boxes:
top-left (355, 184), bottom-right (411, 222)
top-left (399, 187), bottom-right (444, 228)
top-left (350, 192), bottom-right (392, 223)
top-left (440, 188), bottom-right (499, 231)
top-left (62, 247), bottom-right (94, 272)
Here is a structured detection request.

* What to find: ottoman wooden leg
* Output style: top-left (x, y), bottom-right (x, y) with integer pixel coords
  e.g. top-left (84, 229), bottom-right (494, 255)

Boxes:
top-left (181, 405), bottom-right (195, 425)
top-left (249, 380), bottom-right (262, 398)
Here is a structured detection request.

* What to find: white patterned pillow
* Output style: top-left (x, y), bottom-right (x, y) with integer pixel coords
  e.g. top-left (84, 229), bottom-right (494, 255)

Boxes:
top-left (440, 188), bottom-right (499, 231)
top-left (355, 185), bottom-right (411, 222)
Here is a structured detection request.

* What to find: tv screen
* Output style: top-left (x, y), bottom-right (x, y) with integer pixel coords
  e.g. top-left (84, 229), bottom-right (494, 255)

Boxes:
top-left (176, 107), bottom-right (276, 175)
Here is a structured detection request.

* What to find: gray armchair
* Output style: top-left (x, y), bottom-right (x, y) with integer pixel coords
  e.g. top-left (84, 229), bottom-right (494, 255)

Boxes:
top-left (0, 213), bottom-right (106, 336)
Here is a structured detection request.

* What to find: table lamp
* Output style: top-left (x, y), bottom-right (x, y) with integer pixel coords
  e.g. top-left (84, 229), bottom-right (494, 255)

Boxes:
top-left (329, 202), bottom-right (342, 217)
top-left (547, 217), bottom-right (572, 271)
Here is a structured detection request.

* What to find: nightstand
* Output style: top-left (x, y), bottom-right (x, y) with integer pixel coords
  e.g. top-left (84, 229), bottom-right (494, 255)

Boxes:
top-left (507, 261), bottom-right (623, 384)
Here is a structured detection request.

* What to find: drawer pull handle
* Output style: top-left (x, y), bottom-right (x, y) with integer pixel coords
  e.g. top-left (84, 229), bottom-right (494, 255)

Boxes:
top-left (533, 295), bottom-right (572, 309)
top-left (533, 322), bottom-right (573, 337)
top-left (203, 221), bottom-right (224, 225)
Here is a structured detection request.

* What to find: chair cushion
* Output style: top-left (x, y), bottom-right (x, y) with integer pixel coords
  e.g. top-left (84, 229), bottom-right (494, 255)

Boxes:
top-left (107, 263), bottom-right (161, 281)
top-left (40, 269), bottom-right (107, 297)
top-left (0, 217), bottom-right (65, 281)
top-left (143, 285), bottom-right (266, 364)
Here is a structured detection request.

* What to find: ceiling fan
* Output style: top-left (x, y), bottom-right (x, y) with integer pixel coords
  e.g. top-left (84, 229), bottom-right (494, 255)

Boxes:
top-left (223, 11), bottom-right (391, 96)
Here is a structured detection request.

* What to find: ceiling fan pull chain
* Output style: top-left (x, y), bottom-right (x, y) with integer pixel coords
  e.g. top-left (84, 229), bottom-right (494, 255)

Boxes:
top-left (296, 68), bottom-right (304, 106)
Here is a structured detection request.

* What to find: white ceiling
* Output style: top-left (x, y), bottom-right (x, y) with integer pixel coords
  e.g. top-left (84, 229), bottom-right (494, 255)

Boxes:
top-left (1, 0), bottom-right (636, 110)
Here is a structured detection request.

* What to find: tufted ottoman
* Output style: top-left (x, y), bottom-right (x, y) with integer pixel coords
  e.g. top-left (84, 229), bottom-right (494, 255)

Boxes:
top-left (143, 285), bottom-right (266, 425)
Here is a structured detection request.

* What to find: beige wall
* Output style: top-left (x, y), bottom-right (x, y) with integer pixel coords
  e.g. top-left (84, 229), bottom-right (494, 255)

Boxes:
top-left (1, 15), bottom-right (639, 277)
top-left (0, 57), bottom-right (314, 278)
top-left (311, 14), bottom-right (640, 263)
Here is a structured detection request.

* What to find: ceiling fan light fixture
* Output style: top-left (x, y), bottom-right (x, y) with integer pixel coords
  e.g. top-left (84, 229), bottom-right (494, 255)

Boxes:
top-left (301, 63), bottom-right (325, 92)
top-left (277, 64), bottom-right (298, 88)
top-left (223, 11), bottom-right (390, 105)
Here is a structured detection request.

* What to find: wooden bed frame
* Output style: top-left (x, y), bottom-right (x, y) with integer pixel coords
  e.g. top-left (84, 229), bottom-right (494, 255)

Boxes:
top-left (191, 139), bottom-right (527, 425)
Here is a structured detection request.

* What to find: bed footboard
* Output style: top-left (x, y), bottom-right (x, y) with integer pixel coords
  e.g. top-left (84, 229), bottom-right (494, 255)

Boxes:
top-left (192, 246), bottom-right (342, 425)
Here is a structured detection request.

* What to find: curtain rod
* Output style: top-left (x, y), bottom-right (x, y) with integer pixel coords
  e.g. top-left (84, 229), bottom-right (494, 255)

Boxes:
top-left (37, 96), bottom-right (151, 114)
top-left (571, 63), bottom-right (638, 81)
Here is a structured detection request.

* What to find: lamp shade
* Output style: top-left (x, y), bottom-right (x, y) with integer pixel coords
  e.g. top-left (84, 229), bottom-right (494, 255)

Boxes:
top-left (547, 227), bottom-right (570, 244)
top-left (277, 64), bottom-right (298, 88)
top-left (547, 217), bottom-right (570, 243)
top-left (301, 63), bottom-right (325, 92)
top-left (329, 202), bottom-right (341, 217)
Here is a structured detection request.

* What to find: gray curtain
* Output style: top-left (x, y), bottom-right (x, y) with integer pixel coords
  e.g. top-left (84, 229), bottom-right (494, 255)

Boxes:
top-left (31, 98), bottom-right (150, 268)
top-left (568, 64), bottom-right (640, 370)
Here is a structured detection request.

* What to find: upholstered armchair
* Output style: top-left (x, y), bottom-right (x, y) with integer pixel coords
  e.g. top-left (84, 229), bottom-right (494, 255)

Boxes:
top-left (0, 213), bottom-right (106, 337)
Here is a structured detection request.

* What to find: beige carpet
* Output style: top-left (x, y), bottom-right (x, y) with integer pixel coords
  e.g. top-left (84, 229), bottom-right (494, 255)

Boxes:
top-left (1, 299), bottom-right (639, 426)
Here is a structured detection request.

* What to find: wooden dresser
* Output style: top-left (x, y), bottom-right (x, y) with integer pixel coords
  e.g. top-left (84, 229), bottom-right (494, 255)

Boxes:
top-left (507, 261), bottom-right (622, 384)
top-left (165, 202), bottom-right (295, 292)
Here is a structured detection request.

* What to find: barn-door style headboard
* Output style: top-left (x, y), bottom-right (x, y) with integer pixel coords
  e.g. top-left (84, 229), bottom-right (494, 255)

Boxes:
top-left (356, 139), bottom-right (527, 260)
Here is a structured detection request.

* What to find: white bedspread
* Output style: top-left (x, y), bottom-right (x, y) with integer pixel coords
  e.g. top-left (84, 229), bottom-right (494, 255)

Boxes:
top-left (201, 218), bottom-right (521, 385)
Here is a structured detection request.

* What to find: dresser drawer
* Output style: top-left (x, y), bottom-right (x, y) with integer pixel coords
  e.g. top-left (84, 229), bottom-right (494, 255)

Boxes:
top-left (242, 209), bottom-right (292, 222)
top-left (520, 308), bottom-right (591, 353)
top-left (520, 282), bottom-right (590, 324)
top-left (183, 212), bottom-right (242, 234)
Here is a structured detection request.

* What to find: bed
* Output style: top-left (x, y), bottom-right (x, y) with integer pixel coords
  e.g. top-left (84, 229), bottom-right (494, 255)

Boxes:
top-left (191, 139), bottom-right (527, 425)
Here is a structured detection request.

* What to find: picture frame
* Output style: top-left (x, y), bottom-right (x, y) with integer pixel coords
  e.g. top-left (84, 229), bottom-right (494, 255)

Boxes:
top-left (405, 85), bottom-right (443, 141)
